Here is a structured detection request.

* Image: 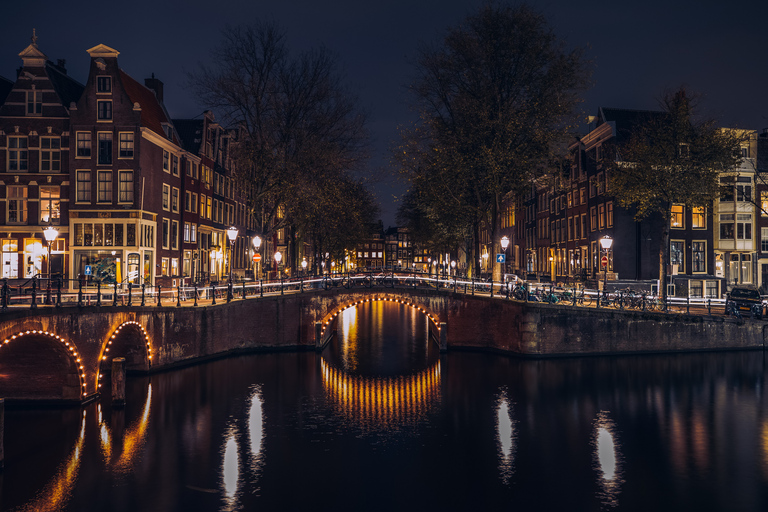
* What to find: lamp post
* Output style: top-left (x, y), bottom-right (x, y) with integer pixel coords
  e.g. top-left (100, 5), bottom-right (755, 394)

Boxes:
top-left (600, 235), bottom-right (613, 292)
top-left (451, 260), bottom-right (456, 276)
top-left (500, 235), bottom-right (509, 278)
top-left (301, 258), bottom-right (307, 275)
top-left (226, 226), bottom-right (238, 302)
top-left (43, 225), bottom-right (58, 305)
top-left (274, 250), bottom-right (283, 279)
top-left (252, 235), bottom-right (262, 280)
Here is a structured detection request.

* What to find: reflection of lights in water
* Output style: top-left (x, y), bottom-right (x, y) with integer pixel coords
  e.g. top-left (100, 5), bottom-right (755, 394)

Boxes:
top-left (248, 385), bottom-right (265, 471)
top-left (98, 383), bottom-right (153, 474)
top-left (340, 307), bottom-right (359, 371)
top-left (496, 389), bottom-right (516, 483)
top-left (592, 411), bottom-right (624, 507)
top-left (221, 426), bottom-right (240, 510)
top-left (16, 411), bottom-right (86, 512)
top-left (320, 358), bottom-right (441, 430)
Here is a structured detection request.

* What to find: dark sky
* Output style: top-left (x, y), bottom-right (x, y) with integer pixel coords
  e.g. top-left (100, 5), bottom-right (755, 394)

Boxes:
top-left (2, 0), bottom-right (767, 226)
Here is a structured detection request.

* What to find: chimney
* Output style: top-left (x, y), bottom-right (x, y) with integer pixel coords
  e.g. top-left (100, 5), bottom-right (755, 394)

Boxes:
top-left (144, 73), bottom-right (164, 103)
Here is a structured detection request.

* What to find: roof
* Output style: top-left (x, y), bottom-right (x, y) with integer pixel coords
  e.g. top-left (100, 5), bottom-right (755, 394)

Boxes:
top-left (757, 135), bottom-right (768, 173)
top-left (172, 118), bottom-right (204, 154)
top-left (45, 61), bottom-right (84, 107)
top-left (0, 75), bottom-right (12, 104)
top-left (119, 70), bottom-right (179, 145)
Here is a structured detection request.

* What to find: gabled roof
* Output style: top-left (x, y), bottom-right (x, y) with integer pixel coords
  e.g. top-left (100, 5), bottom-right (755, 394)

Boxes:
top-left (45, 61), bottom-right (83, 108)
top-left (757, 135), bottom-right (768, 173)
top-left (0, 75), bottom-right (12, 104)
top-left (120, 70), bottom-right (178, 145)
top-left (172, 118), bottom-right (204, 154)
top-left (598, 107), bottom-right (665, 143)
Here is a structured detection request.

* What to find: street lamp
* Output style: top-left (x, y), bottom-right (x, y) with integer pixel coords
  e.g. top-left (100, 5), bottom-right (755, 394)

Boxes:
top-left (451, 260), bottom-right (456, 276)
top-left (226, 226), bottom-right (238, 301)
top-left (301, 258), bottom-right (307, 275)
top-left (274, 250), bottom-right (283, 278)
top-left (600, 235), bottom-right (613, 292)
top-left (43, 225), bottom-right (58, 305)
top-left (252, 235), bottom-right (262, 279)
top-left (500, 235), bottom-right (510, 278)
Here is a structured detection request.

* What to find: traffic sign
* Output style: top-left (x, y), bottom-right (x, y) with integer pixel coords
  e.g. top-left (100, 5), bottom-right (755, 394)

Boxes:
top-left (253, 254), bottom-right (262, 262)
top-left (601, 255), bottom-right (609, 267)
top-left (84, 265), bottom-right (92, 276)
top-left (496, 254), bottom-right (506, 263)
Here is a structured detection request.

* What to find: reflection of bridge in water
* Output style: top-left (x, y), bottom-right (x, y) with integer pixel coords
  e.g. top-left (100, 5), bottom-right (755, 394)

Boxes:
top-left (320, 358), bottom-right (441, 429)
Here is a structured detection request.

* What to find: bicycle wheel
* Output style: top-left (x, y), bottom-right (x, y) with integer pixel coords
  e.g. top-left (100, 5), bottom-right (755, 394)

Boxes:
top-left (580, 294), bottom-right (592, 307)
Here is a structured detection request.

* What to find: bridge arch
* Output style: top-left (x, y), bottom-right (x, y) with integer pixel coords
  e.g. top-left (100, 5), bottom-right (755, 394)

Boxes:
top-left (319, 294), bottom-right (442, 340)
top-left (0, 329), bottom-right (88, 401)
top-left (97, 321), bottom-right (153, 392)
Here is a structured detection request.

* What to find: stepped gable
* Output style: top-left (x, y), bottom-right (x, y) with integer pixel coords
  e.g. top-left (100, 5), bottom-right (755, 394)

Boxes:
top-left (119, 69), bottom-right (179, 145)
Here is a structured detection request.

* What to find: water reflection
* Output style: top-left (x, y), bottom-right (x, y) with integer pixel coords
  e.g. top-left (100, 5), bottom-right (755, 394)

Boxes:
top-left (15, 411), bottom-right (86, 512)
top-left (221, 425), bottom-right (240, 511)
top-left (97, 382), bottom-right (153, 474)
top-left (248, 385), bottom-right (265, 471)
top-left (496, 388), bottom-right (516, 483)
top-left (320, 358), bottom-right (441, 430)
top-left (592, 411), bottom-right (624, 507)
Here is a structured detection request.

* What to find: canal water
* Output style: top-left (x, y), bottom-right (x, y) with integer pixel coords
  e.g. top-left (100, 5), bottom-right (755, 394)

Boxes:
top-left (2, 301), bottom-right (768, 511)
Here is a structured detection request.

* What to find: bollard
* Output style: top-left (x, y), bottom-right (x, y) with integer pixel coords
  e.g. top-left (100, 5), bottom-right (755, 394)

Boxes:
top-left (212, 284), bottom-right (217, 305)
top-left (227, 281), bottom-right (232, 303)
top-left (141, 284), bottom-right (146, 306)
top-left (242, 281), bottom-right (246, 299)
top-left (112, 358), bottom-right (126, 406)
top-left (78, 279), bottom-right (83, 307)
top-left (97, 282), bottom-right (102, 307)
top-left (194, 284), bottom-right (198, 307)
top-left (56, 278), bottom-right (62, 308)
top-left (260, 279), bottom-right (263, 298)
top-left (127, 282), bottom-right (133, 306)
top-left (113, 283), bottom-right (119, 307)
top-left (177, 286), bottom-right (181, 307)
top-left (281, 277), bottom-right (284, 295)
top-left (157, 285), bottom-right (162, 306)
top-left (686, 295), bottom-right (690, 315)
top-left (30, 278), bottom-right (37, 309)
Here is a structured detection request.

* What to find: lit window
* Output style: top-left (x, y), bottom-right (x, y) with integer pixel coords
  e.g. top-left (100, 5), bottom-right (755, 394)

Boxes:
top-left (119, 132), bottom-right (134, 158)
top-left (692, 207), bottom-right (705, 228)
top-left (39, 186), bottom-right (60, 224)
top-left (76, 171), bottom-right (91, 202)
top-left (7, 186), bottom-right (28, 224)
top-left (77, 132), bottom-right (91, 158)
top-left (692, 242), bottom-right (705, 272)
top-left (670, 204), bottom-right (684, 229)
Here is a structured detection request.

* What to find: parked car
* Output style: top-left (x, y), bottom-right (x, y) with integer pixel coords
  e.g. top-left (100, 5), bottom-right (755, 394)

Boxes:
top-left (726, 286), bottom-right (763, 319)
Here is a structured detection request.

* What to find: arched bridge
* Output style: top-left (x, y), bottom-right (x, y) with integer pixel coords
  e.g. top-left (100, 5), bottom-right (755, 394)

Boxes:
top-left (0, 277), bottom-right (760, 404)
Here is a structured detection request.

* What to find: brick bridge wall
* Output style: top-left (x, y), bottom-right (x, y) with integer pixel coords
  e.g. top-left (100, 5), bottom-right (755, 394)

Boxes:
top-left (0, 287), bottom-right (765, 402)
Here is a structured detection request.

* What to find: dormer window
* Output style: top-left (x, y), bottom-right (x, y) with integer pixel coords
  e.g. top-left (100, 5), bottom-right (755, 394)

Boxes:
top-left (97, 76), bottom-right (111, 93)
top-left (162, 123), bottom-right (173, 140)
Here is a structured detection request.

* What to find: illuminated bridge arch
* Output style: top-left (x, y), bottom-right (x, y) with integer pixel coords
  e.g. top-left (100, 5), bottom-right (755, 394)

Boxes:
top-left (319, 295), bottom-right (442, 340)
top-left (97, 321), bottom-right (153, 392)
top-left (0, 329), bottom-right (88, 401)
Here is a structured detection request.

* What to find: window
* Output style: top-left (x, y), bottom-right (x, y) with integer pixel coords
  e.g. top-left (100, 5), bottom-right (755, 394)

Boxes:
top-left (171, 258), bottom-right (178, 276)
top-left (76, 171), bottom-right (91, 202)
top-left (207, 196), bottom-right (212, 219)
top-left (161, 257), bottom-right (169, 276)
top-left (2, 239), bottom-right (18, 278)
top-left (185, 191), bottom-right (192, 212)
top-left (172, 155), bottom-right (179, 176)
top-left (721, 177), bottom-right (734, 201)
top-left (692, 207), bottom-right (706, 228)
top-left (97, 76), bottom-right (111, 93)
top-left (581, 214), bottom-right (587, 240)
top-left (77, 132), bottom-right (91, 158)
top-left (8, 136), bottom-right (28, 171)
top-left (26, 90), bottom-right (42, 115)
top-left (736, 180), bottom-right (752, 202)
top-left (671, 204), bottom-right (684, 228)
top-left (762, 192), bottom-right (768, 217)
top-left (162, 184), bottom-right (170, 210)
top-left (172, 187), bottom-right (179, 213)
top-left (119, 133), bottom-right (134, 158)
top-left (597, 172), bottom-right (605, 195)
top-left (163, 150), bottom-right (170, 172)
top-left (162, 219), bottom-right (169, 249)
top-left (762, 227), bottom-right (768, 253)
top-left (200, 194), bottom-right (206, 217)
top-left (97, 171), bottom-right (112, 202)
top-left (670, 241), bottom-right (684, 272)
top-left (171, 221), bottom-right (179, 250)
top-left (7, 186), bottom-right (28, 224)
top-left (590, 207), bottom-right (597, 231)
top-left (97, 100), bottom-right (112, 120)
top-left (184, 222), bottom-right (191, 242)
top-left (40, 137), bottom-right (61, 171)
top-left (118, 170), bottom-right (134, 202)
top-left (607, 202), bottom-right (613, 228)
top-left (190, 224), bottom-right (197, 243)
top-left (598, 203), bottom-right (606, 229)
top-left (737, 213), bottom-right (752, 240)
top-left (567, 192), bottom-right (572, 208)
top-left (692, 242), bottom-right (705, 272)
top-left (39, 186), bottom-right (60, 224)
top-left (720, 214), bottom-right (734, 239)
top-left (98, 132), bottom-right (112, 165)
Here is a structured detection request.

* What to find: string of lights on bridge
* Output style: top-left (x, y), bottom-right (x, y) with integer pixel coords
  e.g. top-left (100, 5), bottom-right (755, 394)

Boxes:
top-left (97, 321), bottom-right (153, 391)
top-left (321, 297), bottom-right (441, 337)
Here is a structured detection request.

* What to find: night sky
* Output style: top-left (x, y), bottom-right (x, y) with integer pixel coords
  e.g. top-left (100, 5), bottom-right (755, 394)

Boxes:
top-left (2, 0), bottom-right (767, 226)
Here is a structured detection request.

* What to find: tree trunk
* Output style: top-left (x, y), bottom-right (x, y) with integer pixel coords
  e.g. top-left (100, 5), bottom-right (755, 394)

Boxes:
top-left (660, 211), bottom-right (670, 303)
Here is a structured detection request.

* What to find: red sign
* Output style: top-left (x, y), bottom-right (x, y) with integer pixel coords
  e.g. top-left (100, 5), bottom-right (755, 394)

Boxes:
top-left (253, 254), bottom-right (262, 262)
top-left (601, 255), bottom-right (609, 267)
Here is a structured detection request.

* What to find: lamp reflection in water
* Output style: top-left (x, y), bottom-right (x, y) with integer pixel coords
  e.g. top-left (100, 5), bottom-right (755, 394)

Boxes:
top-left (219, 385), bottom-right (265, 511)
top-left (97, 382), bottom-right (153, 474)
top-left (496, 388), bottom-right (517, 483)
top-left (592, 411), bottom-right (624, 507)
top-left (16, 411), bottom-right (86, 512)
top-left (320, 358), bottom-right (441, 430)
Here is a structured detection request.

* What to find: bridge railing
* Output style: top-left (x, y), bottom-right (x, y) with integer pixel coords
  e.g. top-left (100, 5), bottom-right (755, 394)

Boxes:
top-left (0, 272), bottom-right (743, 319)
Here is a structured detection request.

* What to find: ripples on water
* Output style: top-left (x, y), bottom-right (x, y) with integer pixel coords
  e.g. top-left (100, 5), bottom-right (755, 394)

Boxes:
top-left (3, 305), bottom-right (768, 511)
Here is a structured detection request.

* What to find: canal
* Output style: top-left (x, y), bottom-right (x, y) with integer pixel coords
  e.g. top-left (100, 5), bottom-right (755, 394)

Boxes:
top-left (2, 301), bottom-right (768, 511)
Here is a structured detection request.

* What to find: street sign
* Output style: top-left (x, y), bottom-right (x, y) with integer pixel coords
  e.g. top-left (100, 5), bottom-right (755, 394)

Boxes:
top-left (496, 254), bottom-right (506, 263)
top-left (84, 265), bottom-right (92, 276)
top-left (601, 255), bottom-right (609, 267)
top-left (253, 254), bottom-right (262, 262)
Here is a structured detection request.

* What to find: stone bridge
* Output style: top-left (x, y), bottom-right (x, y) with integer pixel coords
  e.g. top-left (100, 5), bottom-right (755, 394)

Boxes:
top-left (0, 285), bottom-right (763, 404)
